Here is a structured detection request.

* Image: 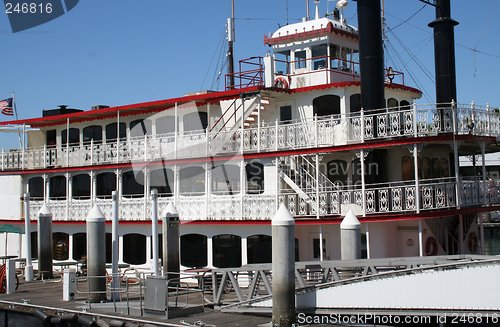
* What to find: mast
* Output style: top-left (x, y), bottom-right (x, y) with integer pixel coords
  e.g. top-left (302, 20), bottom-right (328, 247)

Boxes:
top-left (227, 0), bottom-right (235, 89)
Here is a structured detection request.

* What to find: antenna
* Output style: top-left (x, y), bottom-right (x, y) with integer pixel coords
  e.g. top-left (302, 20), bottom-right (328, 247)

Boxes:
top-left (306, 0), bottom-right (310, 21)
top-left (227, 0), bottom-right (235, 89)
top-left (314, 0), bottom-right (320, 20)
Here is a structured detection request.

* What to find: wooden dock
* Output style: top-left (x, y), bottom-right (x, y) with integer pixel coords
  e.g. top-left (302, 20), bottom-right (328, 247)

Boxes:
top-left (0, 278), bottom-right (272, 327)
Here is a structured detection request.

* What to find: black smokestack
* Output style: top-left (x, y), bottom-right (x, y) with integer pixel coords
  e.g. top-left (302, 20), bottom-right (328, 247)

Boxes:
top-left (356, 0), bottom-right (385, 112)
top-left (428, 0), bottom-right (458, 105)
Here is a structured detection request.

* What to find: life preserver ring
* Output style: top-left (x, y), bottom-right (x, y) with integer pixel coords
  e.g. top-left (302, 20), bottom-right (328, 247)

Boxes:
top-left (274, 76), bottom-right (289, 89)
top-left (468, 232), bottom-right (478, 253)
top-left (425, 237), bottom-right (438, 256)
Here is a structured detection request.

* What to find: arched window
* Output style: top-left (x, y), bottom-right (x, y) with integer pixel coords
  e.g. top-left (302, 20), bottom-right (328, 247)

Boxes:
top-left (439, 158), bottom-right (449, 177)
top-left (73, 233), bottom-right (86, 261)
top-left (211, 164), bottom-right (240, 195)
top-left (327, 160), bottom-right (348, 188)
top-left (72, 174), bottom-right (90, 199)
top-left (387, 98), bottom-right (399, 110)
top-left (179, 167), bottom-right (205, 195)
top-left (123, 234), bottom-right (146, 265)
top-left (130, 119), bottom-right (152, 138)
top-left (183, 112), bottom-right (208, 133)
top-left (350, 93), bottom-right (362, 115)
top-left (61, 128), bottom-right (80, 145)
top-left (105, 122), bottom-right (126, 141)
top-left (421, 158), bottom-right (431, 180)
top-left (431, 158), bottom-right (440, 179)
top-left (150, 168), bottom-right (173, 196)
top-left (313, 95), bottom-right (340, 117)
top-left (96, 172), bottom-right (116, 198)
top-left (156, 116), bottom-right (175, 135)
top-left (122, 170), bottom-right (144, 198)
top-left (49, 175), bottom-right (66, 200)
top-left (247, 235), bottom-right (272, 264)
top-left (28, 177), bottom-right (44, 200)
top-left (83, 125), bottom-right (102, 144)
top-left (400, 100), bottom-right (411, 111)
top-left (402, 156), bottom-right (413, 181)
top-left (181, 234), bottom-right (207, 268)
top-left (53, 232), bottom-right (69, 261)
top-left (212, 234), bottom-right (241, 268)
top-left (246, 161), bottom-right (264, 194)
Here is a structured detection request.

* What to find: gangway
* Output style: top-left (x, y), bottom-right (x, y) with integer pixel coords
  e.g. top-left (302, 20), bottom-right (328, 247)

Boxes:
top-left (209, 255), bottom-right (500, 315)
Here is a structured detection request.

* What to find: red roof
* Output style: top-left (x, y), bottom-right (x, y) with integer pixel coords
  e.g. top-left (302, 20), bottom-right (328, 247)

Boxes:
top-left (0, 86), bottom-right (261, 128)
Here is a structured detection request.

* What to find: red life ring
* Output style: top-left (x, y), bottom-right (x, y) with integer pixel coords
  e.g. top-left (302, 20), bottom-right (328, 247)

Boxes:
top-left (425, 237), bottom-right (438, 256)
top-left (274, 76), bottom-right (289, 89)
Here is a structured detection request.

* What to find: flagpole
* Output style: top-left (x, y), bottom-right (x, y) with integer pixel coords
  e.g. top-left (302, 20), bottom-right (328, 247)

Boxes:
top-left (12, 92), bottom-right (22, 149)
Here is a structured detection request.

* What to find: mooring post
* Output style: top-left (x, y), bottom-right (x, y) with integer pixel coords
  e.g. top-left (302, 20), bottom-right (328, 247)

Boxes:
top-left (151, 189), bottom-right (160, 276)
top-left (341, 210), bottom-right (361, 260)
top-left (23, 193), bottom-right (34, 281)
top-left (38, 204), bottom-right (53, 280)
top-left (86, 205), bottom-right (107, 303)
top-left (111, 191), bottom-right (119, 301)
top-left (272, 204), bottom-right (296, 327)
top-left (162, 202), bottom-right (179, 281)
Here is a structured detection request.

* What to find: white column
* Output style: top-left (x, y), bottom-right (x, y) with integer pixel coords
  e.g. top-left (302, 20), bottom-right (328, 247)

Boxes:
top-left (43, 174), bottom-right (48, 203)
top-left (174, 103), bottom-right (178, 160)
top-left (207, 236), bottom-right (213, 267)
top-left (205, 163), bottom-right (210, 219)
top-left (480, 214), bottom-right (485, 255)
top-left (414, 144), bottom-right (420, 214)
top-left (458, 214), bottom-right (464, 254)
top-left (150, 189), bottom-right (160, 276)
top-left (365, 224), bottom-right (370, 259)
top-left (23, 193), bottom-right (34, 281)
top-left (111, 190), bottom-right (119, 300)
top-left (418, 220), bottom-right (424, 257)
top-left (481, 142), bottom-right (487, 205)
top-left (240, 161), bottom-right (246, 218)
top-left (66, 172), bottom-right (71, 221)
top-left (452, 100), bottom-right (461, 209)
top-left (90, 171), bottom-right (96, 206)
top-left (241, 237), bottom-right (248, 266)
top-left (359, 150), bottom-right (367, 217)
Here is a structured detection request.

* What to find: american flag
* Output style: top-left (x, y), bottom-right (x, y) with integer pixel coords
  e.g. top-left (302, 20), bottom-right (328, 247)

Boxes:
top-left (0, 98), bottom-right (14, 116)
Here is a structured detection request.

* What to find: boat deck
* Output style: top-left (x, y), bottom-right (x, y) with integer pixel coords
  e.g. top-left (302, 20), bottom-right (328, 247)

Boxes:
top-left (0, 278), bottom-right (272, 327)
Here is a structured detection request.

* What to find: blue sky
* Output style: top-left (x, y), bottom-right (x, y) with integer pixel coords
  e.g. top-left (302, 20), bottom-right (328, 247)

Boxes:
top-left (1, 0), bottom-right (499, 147)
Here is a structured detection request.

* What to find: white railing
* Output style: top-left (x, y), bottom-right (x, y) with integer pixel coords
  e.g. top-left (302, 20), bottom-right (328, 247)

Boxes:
top-left (28, 179), bottom-right (500, 222)
top-left (2, 103), bottom-right (499, 171)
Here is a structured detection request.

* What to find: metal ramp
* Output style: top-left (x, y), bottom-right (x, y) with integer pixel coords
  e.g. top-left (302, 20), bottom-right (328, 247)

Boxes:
top-left (210, 255), bottom-right (500, 313)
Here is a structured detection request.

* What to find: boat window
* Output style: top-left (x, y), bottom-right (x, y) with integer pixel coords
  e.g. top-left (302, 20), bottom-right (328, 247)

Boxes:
top-left (350, 94), bottom-right (362, 115)
top-left (181, 234), bottom-right (207, 268)
top-left (73, 233), bottom-right (86, 261)
top-left (280, 105), bottom-right (292, 124)
top-left (387, 98), bottom-right (399, 110)
top-left (72, 174), bottom-right (90, 199)
top-left (212, 164), bottom-right (240, 195)
top-left (183, 112), bottom-right (208, 133)
top-left (83, 125), bottom-right (103, 144)
top-left (247, 235), bottom-right (272, 264)
top-left (49, 175), bottom-right (66, 200)
top-left (313, 95), bottom-right (341, 117)
top-left (402, 156), bottom-right (413, 181)
top-left (439, 158), bottom-right (450, 177)
top-left (150, 168), bottom-right (173, 197)
top-left (156, 116), bottom-right (175, 135)
top-left (246, 161), bottom-right (264, 194)
top-left (150, 234), bottom-right (163, 260)
top-left (275, 50), bottom-right (290, 75)
top-left (46, 129), bottom-right (56, 147)
top-left (28, 176), bottom-right (44, 200)
top-left (351, 158), bottom-right (362, 186)
top-left (61, 128), bottom-right (80, 145)
top-left (122, 170), bottom-right (144, 198)
top-left (96, 172), bottom-right (116, 198)
top-left (123, 233), bottom-right (146, 265)
top-left (130, 119), bottom-right (152, 138)
top-left (294, 50), bottom-right (307, 69)
top-left (105, 122), bottom-right (126, 141)
top-left (31, 232), bottom-right (37, 259)
top-left (53, 232), bottom-right (69, 261)
top-left (212, 234), bottom-right (241, 268)
top-left (311, 44), bottom-right (327, 70)
top-left (179, 167), bottom-right (205, 195)
top-left (327, 160), bottom-right (348, 188)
